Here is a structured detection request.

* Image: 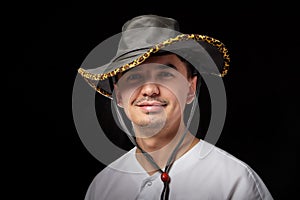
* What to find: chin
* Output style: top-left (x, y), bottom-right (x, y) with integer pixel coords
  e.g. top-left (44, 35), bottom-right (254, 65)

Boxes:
top-left (133, 118), bottom-right (166, 137)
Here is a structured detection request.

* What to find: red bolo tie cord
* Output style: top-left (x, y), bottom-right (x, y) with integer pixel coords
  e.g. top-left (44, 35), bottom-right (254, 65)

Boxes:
top-left (135, 144), bottom-right (173, 200)
top-left (160, 169), bottom-right (171, 200)
top-left (161, 172), bottom-right (170, 182)
top-left (135, 136), bottom-right (183, 200)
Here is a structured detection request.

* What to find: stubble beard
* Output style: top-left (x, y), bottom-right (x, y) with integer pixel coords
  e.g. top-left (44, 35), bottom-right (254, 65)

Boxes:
top-left (132, 112), bottom-right (167, 138)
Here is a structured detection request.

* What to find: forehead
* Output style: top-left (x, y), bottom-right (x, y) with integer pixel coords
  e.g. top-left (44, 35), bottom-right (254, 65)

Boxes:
top-left (129, 53), bottom-right (189, 75)
top-left (116, 53), bottom-right (189, 80)
top-left (143, 54), bottom-right (184, 67)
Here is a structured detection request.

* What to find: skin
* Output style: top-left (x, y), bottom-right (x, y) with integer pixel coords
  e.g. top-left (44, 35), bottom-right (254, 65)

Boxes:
top-left (115, 54), bottom-right (199, 174)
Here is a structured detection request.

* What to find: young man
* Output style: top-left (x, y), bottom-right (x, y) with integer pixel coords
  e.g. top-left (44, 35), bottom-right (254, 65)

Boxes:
top-left (77, 15), bottom-right (273, 200)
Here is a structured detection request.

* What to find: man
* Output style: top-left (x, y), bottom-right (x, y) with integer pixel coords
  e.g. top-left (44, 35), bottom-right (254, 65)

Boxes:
top-left (77, 14), bottom-right (273, 200)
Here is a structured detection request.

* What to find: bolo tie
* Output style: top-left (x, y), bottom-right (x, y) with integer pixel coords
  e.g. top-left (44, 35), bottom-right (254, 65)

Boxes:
top-left (133, 129), bottom-right (188, 200)
top-left (114, 94), bottom-right (197, 200)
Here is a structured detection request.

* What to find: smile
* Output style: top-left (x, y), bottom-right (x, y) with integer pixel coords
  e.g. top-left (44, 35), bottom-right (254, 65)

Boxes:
top-left (136, 101), bottom-right (167, 113)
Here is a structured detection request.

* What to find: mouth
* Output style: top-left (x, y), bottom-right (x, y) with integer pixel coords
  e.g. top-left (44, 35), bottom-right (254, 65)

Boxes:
top-left (135, 101), bottom-right (167, 113)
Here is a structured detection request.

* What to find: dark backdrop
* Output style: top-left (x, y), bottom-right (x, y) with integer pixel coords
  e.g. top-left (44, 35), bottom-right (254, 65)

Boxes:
top-left (11, 2), bottom-right (299, 199)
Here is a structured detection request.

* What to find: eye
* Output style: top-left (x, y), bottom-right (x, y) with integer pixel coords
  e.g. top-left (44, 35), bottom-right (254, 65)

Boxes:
top-left (126, 73), bottom-right (143, 82)
top-left (158, 71), bottom-right (175, 78)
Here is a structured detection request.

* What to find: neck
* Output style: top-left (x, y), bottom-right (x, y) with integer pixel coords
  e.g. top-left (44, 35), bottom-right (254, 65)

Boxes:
top-left (134, 122), bottom-right (199, 175)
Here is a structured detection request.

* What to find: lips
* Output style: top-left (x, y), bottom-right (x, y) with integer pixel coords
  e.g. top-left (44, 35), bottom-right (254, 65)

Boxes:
top-left (135, 101), bottom-right (167, 113)
top-left (136, 101), bottom-right (166, 106)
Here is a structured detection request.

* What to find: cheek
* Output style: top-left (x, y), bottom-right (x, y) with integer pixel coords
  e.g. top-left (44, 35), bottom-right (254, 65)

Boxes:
top-left (119, 93), bottom-right (134, 120)
top-left (165, 85), bottom-right (189, 104)
top-left (119, 88), bottom-right (139, 107)
top-left (163, 89), bottom-right (188, 113)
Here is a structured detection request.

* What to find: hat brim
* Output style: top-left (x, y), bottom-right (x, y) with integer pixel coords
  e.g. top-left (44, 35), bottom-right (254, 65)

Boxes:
top-left (78, 34), bottom-right (230, 99)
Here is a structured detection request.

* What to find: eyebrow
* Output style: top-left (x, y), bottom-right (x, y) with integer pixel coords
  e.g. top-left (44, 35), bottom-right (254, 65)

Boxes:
top-left (122, 63), bottom-right (178, 76)
top-left (156, 63), bottom-right (178, 70)
top-left (117, 63), bottom-right (178, 82)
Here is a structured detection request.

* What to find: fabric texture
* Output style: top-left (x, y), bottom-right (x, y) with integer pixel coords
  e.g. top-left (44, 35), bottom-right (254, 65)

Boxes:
top-left (84, 140), bottom-right (273, 200)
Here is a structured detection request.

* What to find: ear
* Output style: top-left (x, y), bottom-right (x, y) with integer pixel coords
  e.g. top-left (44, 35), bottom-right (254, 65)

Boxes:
top-left (186, 76), bottom-right (197, 104)
top-left (114, 84), bottom-right (123, 107)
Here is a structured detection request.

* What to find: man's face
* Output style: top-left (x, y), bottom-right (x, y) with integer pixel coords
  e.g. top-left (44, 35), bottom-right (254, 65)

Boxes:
top-left (115, 54), bottom-right (197, 137)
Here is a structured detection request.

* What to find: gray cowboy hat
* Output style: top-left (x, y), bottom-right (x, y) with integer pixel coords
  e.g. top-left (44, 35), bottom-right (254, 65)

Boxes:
top-left (78, 14), bottom-right (230, 99)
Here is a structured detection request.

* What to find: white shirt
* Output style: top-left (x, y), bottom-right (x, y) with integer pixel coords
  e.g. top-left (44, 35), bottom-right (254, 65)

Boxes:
top-left (84, 140), bottom-right (273, 200)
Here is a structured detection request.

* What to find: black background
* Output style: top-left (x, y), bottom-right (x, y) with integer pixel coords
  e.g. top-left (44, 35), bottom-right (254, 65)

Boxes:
top-left (10, 1), bottom-right (299, 199)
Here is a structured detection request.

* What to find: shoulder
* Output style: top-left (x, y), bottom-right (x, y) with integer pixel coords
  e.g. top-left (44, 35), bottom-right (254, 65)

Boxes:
top-left (198, 140), bottom-right (254, 171)
top-left (84, 147), bottom-right (142, 200)
top-left (93, 146), bottom-right (139, 178)
top-left (198, 140), bottom-right (262, 181)
top-left (89, 146), bottom-right (146, 183)
top-left (196, 140), bottom-right (273, 199)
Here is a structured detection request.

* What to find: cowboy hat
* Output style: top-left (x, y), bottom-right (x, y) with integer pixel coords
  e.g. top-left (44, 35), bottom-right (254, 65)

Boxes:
top-left (78, 14), bottom-right (230, 99)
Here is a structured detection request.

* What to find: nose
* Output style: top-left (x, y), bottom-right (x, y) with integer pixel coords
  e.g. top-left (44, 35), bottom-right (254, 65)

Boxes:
top-left (140, 82), bottom-right (160, 97)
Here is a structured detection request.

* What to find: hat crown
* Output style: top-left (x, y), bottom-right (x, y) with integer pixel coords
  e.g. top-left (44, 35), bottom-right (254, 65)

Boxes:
top-left (115, 15), bottom-right (181, 59)
top-left (122, 15), bottom-right (180, 31)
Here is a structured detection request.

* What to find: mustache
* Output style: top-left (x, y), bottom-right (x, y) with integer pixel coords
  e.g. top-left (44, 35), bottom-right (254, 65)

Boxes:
top-left (133, 96), bottom-right (168, 105)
